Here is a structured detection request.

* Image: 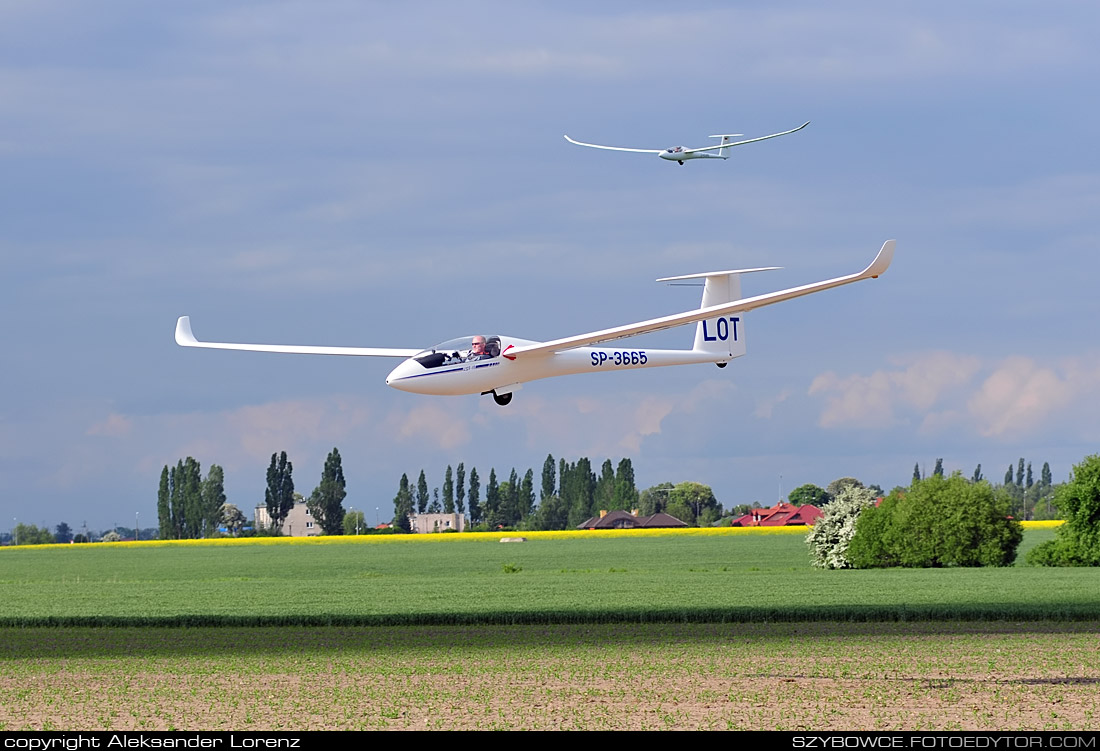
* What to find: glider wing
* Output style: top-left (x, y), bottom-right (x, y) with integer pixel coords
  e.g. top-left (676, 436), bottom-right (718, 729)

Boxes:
top-left (174, 316), bottom-right (420, 358)
top-left (507, 240), bottom-right (894, 358)
top-left (683, 121), bottom-right (810, 155)
top-left (563, 135), bottom-right (662, 154)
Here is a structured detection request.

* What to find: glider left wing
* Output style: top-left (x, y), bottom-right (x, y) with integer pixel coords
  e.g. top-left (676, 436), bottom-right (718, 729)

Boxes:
top-left (507, 240), bottom-right (894, 359)
top-left (682, 121), bottom-right (810, 155)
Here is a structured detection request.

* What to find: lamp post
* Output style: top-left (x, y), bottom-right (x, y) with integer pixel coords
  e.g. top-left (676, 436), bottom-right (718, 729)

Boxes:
top-left (12, 518), bottom-right (16, 546)
top-left (375, 507), bottom-right (379, 527)
top-left (135, 511), bottom-right (139, 542)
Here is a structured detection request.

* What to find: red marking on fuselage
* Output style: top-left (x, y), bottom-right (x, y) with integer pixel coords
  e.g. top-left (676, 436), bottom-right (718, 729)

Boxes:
top-left (503, 344), bottom-right (516, 361)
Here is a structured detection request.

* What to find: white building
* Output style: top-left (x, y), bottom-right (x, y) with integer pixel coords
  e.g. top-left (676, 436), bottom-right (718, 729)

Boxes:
top-left (254, 500), bottom-right (320, 537)
top-left (409, 512), bottom-right (466, 534)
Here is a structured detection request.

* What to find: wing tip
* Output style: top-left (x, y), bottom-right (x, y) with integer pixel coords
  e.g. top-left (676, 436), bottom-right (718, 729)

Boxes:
top-left (175, 315), bottom-right (196, 346)
top-left (865, 240), bottom-right (896, 278)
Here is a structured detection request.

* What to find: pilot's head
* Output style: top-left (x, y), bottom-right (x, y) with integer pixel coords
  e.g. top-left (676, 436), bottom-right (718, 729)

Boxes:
top-left (471, 336), bottom-right (486, 353)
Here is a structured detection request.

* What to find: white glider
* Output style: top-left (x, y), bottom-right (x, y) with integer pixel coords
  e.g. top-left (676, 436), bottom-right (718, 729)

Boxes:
top-left (564, 121), bottom-right (810, 165)
top-left (176, 239), bottom-right (894, 406)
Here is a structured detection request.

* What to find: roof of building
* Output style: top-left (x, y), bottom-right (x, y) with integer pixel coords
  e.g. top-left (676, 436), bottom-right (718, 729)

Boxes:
top-left (577, 510), bottom-right (689, 529)
top-left (729, 501), bottom-right (823, 527)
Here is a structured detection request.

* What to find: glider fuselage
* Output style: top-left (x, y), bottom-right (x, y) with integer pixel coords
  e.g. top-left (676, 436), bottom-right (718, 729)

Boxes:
top-left (384, 337), bottom-right (730, 396)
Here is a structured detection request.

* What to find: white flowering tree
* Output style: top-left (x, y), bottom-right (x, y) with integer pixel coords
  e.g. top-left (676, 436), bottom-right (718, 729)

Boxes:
top-left (806, 485), bottom-right (878, 569)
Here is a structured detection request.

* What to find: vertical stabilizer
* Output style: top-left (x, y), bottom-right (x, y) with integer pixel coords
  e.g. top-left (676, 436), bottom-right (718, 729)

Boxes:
top-left (657, 266), bottom-right (781, 358)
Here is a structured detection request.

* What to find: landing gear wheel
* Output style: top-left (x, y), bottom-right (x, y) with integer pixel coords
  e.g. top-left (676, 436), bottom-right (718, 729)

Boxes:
top-left (678, 160), bottom-right (684, 165)
top-left (493, 391), bottom-right (513, 406)
top-left (716, 362), bottom-right (727, 369)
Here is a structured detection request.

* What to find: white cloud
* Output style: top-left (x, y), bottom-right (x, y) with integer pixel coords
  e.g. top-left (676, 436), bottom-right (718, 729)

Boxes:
top-left (810, 352), bottom-right (1100, 441)
top-left (809, 351), bottom-right (980, 428)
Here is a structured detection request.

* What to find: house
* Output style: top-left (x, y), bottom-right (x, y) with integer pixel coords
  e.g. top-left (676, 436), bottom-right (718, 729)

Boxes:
top-left (729, 501), bottom-right (823, 527)
top-left (409, 512), bottom-right (466, 533)
top-left (253, 500), bottom-right (321, 537)
top-left (577, 509), bottom-right (689, 530)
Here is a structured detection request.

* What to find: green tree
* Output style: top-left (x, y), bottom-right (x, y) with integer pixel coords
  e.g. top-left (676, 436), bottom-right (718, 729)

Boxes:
top-left (220, 503), bottom-right (247, 537)
top-left (54, 522), bottom-right (73, 544)
top-left (1042, 462), bottom-right (1053, 489)
top-left (428, 487), bottom-right (442, 514)
top-left (484, 468), bottom-right (501, 528)
top-left (932, 459), bottom-right (944, 478)
top-left (519, 469), bottom-right (536, 521)
top-left (1029, 454), bottom-right (1100, 566)
top-left (343, 508), bottom-right (366, 536)
top-left (1004, 465), bottom-right (1013, 486)
top-left (667, 482), bottom-right (720, 526)
top-left (1016, 458), bottom-right (1025, 488)
top-left (467, 467), bottom-right (481, 525)
top-left (613, 458), bottom-right (639, 510)
top-left (638, 482), bottom-right (673, 516)
top-left (456, 463), bottom-right (466, 516)
top-left (392, 473), bottom-right (412, 532)
top-left (1026, 462), bottom-right (1033, 489)
top-left (827, 477), bottom-right (864, 499)
top-left (847, 473), bottom-right (1022, 568)
top-left (265, 452), bottom-right (295, 533)
top-left (443, 466), bottom-right (455, 514)
top-left (308, 447), bottom-right (347, 535)
top-left (13, 523), bottom-right (54, 545)
top-left (202, 464), bottom-right (227, 537)
top-left (416, 470), bottom-right (429, 515)
top-left (157, 466), bottom-right (171, 540)
top-left (806, 485), bottom-right (879, 568)
top-left (972, 463), bottom-right (983, 483)
top-left (563, 458), bottom-right (596, 528)
top-left (788, 483), bottom-right (830, 507)
top-left (913, 463), bottom-right (921, 483)
top-left (541, 454), bottom-right (556, 502)
top-left (595, 459), bottom-right (616, 511)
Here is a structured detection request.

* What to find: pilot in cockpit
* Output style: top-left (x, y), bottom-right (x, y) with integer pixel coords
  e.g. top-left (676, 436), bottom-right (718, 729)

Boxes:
top-left (466, 335), bottom-right (488, 361)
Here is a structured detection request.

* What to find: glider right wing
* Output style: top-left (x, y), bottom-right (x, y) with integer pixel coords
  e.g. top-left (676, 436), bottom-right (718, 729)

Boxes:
top-left (562, 135), bottom-right (662, 154)
top-left (506, 240), bottom-right (895, 358)
top-left (174, 316), bottom-right (420, 358)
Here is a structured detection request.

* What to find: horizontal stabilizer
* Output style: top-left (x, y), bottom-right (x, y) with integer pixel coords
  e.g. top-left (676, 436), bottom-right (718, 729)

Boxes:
top-left (657, 267), bottom-right (781, 282)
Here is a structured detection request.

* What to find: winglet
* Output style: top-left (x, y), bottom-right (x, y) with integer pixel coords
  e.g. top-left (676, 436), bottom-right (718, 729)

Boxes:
top-left (862, 240), bottom-right (895, 279)
top-left (175, 316), bottom-right (197, 346)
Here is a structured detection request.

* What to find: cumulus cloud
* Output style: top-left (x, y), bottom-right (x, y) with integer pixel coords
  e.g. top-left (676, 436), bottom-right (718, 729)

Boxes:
top-left (810, 352), bottom-right (1100, 441)
top-left (809, 352), bottom-right (980, 428)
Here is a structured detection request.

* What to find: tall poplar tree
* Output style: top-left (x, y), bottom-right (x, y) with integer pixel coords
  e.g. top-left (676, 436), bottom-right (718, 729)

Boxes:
top-left (456, 463), bottom-right (466, 516)
top-left (614, 458), bottom-right (639, 510)
top-left (202, 464), bottom-right (226, 536)
top-left (467, 467), bottom-right (481, 525)
top-left (416, 470), bottom-right (429, 514)
top-left (265, 451), bottom-right (295, 533)
top-left (308, 447), bottom-right (347, 535)
top-left (443, 465), bottom-right (455, 514)
top-left (393, 473), bottom-right (412, 532)
top-left (541, 454), bottom-right (556, 502)
top-left (157, 466), bottom-right (172, 540)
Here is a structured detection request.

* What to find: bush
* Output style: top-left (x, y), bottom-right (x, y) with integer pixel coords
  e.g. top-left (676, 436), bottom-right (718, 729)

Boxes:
top-left (1028, 454), bottom-right (1100, 566)
top-left (805, 485), bottom-right (878, 569)
top-left (847, 473), bottom-right (1022, 568)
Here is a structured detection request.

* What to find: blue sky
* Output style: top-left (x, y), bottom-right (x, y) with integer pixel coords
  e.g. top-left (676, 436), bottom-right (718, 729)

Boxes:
top-left (2, 2), bottom-right (1098, 530)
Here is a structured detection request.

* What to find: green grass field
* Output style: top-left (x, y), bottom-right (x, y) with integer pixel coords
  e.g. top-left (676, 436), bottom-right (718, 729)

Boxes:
top-left (1, 526), bottom-right (1096, 625)
top-left (4, 527), bottom-right (1099, 730)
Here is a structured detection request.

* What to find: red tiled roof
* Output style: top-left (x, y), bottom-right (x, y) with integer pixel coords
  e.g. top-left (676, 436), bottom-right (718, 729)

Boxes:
top-left (730, 501), bottom-right (823, 527)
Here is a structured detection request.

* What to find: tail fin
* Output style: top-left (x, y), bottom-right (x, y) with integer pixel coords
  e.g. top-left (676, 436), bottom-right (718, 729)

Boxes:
top-left (709, 133), bottom-right (743, 160)
top-left (658, 267), bottom-right (780, 357)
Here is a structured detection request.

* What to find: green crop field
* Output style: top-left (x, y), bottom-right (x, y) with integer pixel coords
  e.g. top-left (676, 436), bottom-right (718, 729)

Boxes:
top-left (1, 525), bottom-right (1096, 626)
top-left (3, 526), bottom-right (1099, 731)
